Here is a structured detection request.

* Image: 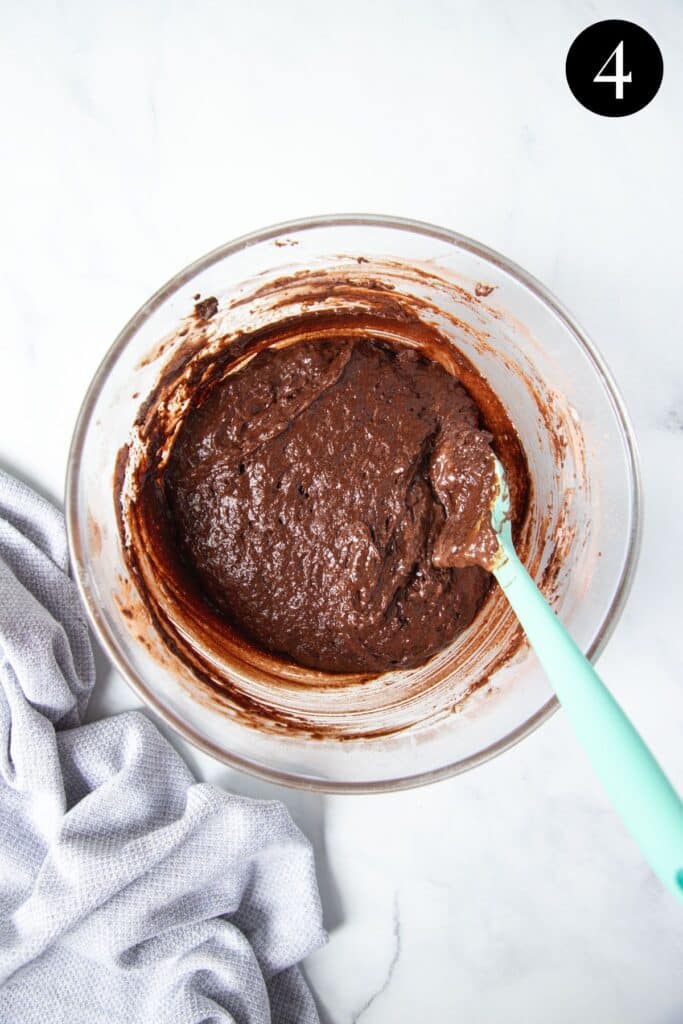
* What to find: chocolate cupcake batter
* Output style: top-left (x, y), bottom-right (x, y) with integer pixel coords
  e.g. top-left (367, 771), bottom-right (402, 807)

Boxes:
top-left (164, 337), bottom-right (500, 674)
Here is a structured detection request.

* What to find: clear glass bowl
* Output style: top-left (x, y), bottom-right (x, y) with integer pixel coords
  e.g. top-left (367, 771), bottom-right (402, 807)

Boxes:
top-left (66, 216), bottom-right (641, 792)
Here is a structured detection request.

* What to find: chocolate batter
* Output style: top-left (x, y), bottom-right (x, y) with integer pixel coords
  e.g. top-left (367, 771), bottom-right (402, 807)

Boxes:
top-left (164, 337), bottom-right (500, 674)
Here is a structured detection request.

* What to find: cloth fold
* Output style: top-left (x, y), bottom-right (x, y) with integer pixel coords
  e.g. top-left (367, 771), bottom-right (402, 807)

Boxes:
top-left (0, 469), bottom-right (325, 1023)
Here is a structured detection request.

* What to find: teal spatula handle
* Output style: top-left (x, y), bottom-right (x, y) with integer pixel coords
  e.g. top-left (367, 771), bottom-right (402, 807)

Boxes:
top-left (494, 530), bottom-right (683, 899)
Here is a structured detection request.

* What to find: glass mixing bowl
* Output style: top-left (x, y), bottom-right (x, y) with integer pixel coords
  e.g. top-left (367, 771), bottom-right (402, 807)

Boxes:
top-left (66, 216), bottom-right (641, 792)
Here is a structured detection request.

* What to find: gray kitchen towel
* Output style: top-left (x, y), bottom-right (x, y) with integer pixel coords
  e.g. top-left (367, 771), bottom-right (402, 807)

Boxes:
top-left (0, 469), bottom-right (325, 1023)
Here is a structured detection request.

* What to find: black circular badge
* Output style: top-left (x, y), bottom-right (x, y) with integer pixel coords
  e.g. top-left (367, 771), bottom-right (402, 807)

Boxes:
top-left (566, 20), bottom-right (663, 117)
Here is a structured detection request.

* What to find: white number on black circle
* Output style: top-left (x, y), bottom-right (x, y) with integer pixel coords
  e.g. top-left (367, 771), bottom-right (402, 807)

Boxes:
top-left (593, 41), bottom-right (632, 99)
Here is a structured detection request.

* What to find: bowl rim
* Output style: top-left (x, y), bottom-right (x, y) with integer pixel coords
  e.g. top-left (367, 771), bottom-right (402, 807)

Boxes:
top-left (65, 213), bottom-right (643, 793)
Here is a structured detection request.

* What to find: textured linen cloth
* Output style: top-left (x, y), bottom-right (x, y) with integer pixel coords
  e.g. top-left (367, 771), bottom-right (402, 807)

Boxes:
top-left (0, 469), bottom-right (325, 1023)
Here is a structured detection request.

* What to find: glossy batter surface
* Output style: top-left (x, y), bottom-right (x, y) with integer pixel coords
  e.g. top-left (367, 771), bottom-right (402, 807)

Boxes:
top-left (165, 338), bottom-right (497, 673)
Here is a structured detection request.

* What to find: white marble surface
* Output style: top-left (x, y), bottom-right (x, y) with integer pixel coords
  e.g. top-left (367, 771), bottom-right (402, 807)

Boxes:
top-left (2, 1), bottom-right (682, 1020)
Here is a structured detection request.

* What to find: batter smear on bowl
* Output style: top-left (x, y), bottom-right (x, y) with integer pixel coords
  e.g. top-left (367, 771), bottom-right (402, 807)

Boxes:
top-left (165, 337), bottom-right (501, 674)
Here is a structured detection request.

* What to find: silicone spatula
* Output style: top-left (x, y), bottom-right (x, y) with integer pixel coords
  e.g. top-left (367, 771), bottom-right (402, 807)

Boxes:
top-left (489, 456), bottom-right (683, 899)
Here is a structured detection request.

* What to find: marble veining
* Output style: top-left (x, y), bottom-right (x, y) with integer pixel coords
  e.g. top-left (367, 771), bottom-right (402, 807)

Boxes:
top-left (352, 893), bottom-right (402, 1023)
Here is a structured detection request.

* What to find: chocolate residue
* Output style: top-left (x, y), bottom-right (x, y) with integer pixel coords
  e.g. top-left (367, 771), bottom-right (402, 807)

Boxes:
top-left (194, 296), bottom-right (218, 320)
top-left (475, 283), bottom-right (496, 298)
top-left (87, 513), bottom-right (103, 559)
